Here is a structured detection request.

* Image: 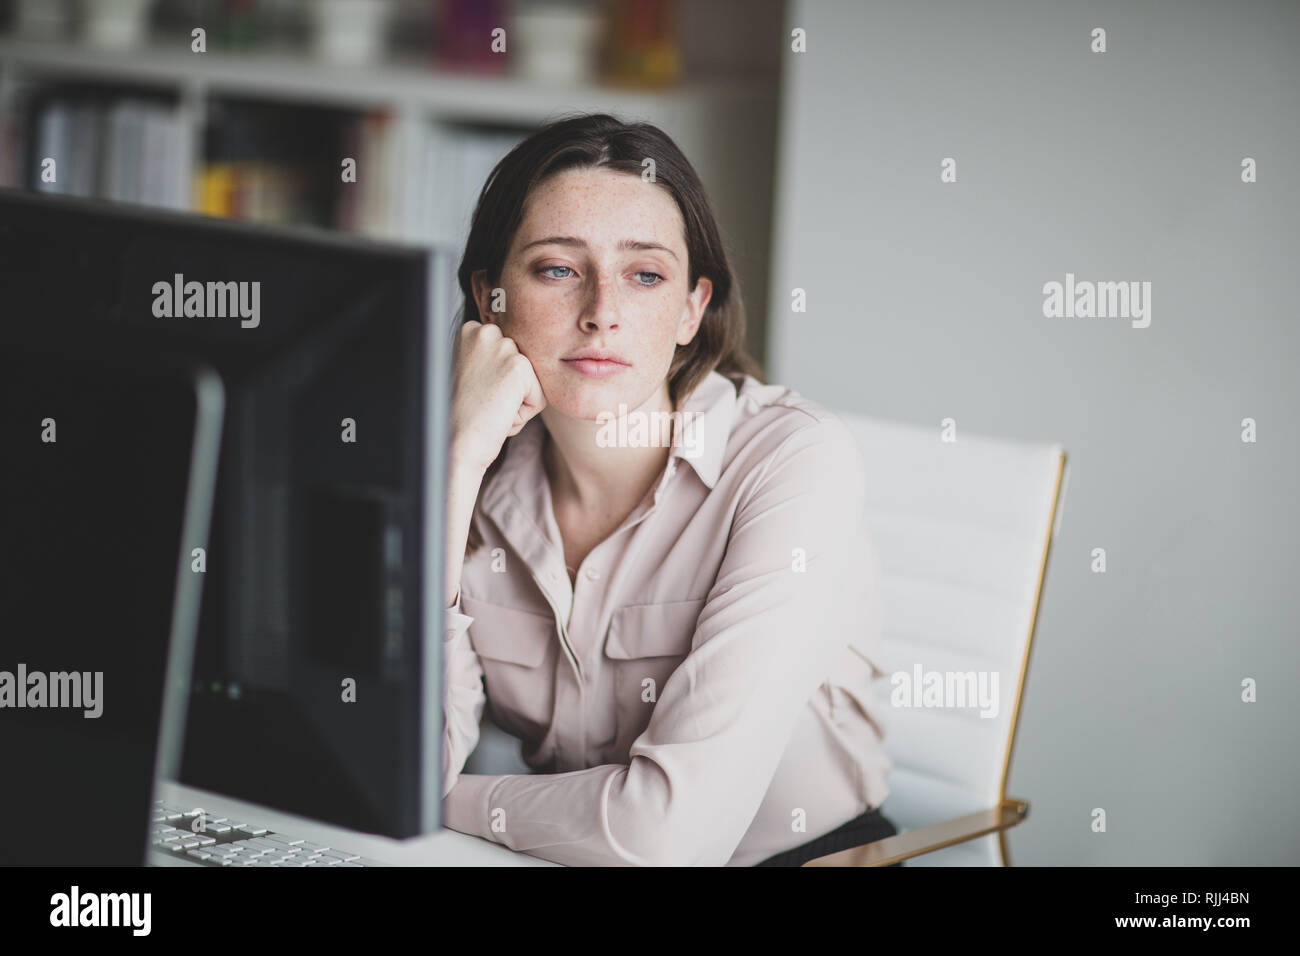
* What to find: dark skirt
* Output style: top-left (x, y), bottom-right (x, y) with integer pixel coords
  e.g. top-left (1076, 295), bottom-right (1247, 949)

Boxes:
top-left (755, 806), bottom-right (904, 867)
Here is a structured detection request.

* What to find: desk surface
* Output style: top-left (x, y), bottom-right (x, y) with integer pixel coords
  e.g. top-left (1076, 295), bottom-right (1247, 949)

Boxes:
top-left (155, 780), bottom-right (558, 866)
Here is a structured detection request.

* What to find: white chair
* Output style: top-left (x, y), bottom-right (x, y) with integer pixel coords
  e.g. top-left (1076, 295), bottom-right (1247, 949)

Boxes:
top-left (806, 415), bottom-right (1067, 866)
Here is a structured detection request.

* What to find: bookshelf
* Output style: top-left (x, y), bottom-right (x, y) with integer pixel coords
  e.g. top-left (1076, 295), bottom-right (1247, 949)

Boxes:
top-left (0, 34), bottom-right (779, 366)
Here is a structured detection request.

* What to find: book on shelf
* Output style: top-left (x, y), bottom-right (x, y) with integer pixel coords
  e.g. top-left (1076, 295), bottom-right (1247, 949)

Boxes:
top-left (8, 86), bottom-right (529, 247)
top-left (26, 93), bottom-right (188, 210)
top-left (337, 112), bottom-right (523, 247)
top-left (0, 110), bottom-right (24, 188)
top-left (413, 121), bottom-right (523, 247)
top-left (195, 97), bottom-right (342, 228)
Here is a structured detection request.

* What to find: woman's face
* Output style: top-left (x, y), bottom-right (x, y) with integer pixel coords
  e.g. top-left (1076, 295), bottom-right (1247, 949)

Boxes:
top-left (472, 166), bottom-right (712, 421)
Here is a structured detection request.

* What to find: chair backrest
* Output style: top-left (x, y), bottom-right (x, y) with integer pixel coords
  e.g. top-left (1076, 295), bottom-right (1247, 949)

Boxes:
top-left (836, 413), bottom-right (1067, 865)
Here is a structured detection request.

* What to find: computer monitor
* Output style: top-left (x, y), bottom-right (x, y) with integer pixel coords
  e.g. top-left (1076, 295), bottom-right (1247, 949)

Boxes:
top-left (0, 343), bottom-right (223, 866)
top-left (0, 188), bottom-right (455, 841)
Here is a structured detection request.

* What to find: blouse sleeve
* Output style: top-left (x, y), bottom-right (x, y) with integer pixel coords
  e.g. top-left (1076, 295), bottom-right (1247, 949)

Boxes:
top-left (441, 595), bottom-right (485, 799)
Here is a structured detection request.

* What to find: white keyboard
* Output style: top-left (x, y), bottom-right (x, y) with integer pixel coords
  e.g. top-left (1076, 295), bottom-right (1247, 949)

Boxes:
top-left (150, 800), bottom-right (386, 867)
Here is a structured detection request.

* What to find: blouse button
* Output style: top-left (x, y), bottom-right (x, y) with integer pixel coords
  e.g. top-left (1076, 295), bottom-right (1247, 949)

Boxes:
top-left (585, 567), bottom-right (600, 581)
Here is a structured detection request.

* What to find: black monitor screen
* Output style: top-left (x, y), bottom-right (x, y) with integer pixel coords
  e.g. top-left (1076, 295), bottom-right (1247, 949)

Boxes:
top-left (0, 347), bottom-right (203, 865)
top-left (0, 190), bottom-right (439, 840)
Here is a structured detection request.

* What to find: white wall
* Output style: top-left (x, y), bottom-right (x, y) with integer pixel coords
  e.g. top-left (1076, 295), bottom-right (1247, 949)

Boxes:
top-left (768, 0), bottom-right (1300, 864)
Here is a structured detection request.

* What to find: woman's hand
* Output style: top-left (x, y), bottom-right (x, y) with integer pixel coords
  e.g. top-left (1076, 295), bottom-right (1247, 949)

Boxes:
top-left (442, 320), bottom-right (546, 608)
top-left (449, 319), bottom-right (548, 477)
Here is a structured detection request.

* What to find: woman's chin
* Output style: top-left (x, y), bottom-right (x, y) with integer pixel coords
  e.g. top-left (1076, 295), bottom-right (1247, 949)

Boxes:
top-left (544, 382), bottom-right (640, 421)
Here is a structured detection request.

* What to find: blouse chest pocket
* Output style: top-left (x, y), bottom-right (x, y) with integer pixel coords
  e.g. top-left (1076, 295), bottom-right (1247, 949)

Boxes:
top-left (604, 598), bottom-right (706, 745)
top-left (460, 594), bottom-right (556, 741)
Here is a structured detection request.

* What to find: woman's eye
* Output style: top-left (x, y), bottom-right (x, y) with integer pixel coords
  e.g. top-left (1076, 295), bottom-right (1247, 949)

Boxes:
top-left (539, 266), bottom-right (661, 286)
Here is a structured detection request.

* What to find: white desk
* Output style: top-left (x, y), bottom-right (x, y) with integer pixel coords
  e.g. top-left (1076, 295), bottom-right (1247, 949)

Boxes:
top-left (155, 779), bottom-right (558, 866)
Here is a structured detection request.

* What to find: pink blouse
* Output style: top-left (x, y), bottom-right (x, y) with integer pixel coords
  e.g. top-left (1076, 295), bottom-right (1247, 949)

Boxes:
top-left (440, 369), bottom-right (892, 865)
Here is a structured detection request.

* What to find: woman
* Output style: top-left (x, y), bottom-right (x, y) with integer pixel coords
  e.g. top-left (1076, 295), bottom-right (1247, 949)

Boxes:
top-left (440, 113), bottom-right (898, 866)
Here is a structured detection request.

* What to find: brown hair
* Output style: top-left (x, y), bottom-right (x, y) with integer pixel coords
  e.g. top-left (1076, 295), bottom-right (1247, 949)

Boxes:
top-left (457, 111), bottom-right (764, 558)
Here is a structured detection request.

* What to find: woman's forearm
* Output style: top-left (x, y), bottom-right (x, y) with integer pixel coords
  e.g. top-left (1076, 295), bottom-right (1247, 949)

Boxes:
top-left (443, 446), bottom-right (486, 609)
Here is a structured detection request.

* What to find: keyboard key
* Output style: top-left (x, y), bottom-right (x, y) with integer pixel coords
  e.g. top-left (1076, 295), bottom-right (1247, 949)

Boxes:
top-left (186, 849), bottom-right (212, 861)
top-left (235, 825), bottom-right (267, 836)
top-left (297, 841), bottom-right (327, 851)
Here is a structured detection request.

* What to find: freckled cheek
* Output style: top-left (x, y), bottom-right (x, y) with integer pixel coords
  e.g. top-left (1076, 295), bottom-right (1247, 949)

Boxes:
top-left (499, 289), bottom-right (566, 351)
top-left (511, 284), bottom-right (572, 321)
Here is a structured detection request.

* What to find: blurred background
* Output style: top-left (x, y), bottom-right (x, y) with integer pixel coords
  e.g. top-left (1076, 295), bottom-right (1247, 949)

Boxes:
top-left (0, 0), bottom-right (782, 364)
top-left (2, 0), bottom-right (1296, 868)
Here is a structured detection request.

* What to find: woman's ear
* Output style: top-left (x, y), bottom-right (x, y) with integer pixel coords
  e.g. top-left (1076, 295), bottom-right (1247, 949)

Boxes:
top-left (470, 269), bottom-right (495, 324)
top-left (677, 276), bottom-right (713, 346)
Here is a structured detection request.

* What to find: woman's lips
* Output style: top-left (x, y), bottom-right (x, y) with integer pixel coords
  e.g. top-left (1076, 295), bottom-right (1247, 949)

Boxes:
top-left (562, 358), bottom-right (630, 378)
